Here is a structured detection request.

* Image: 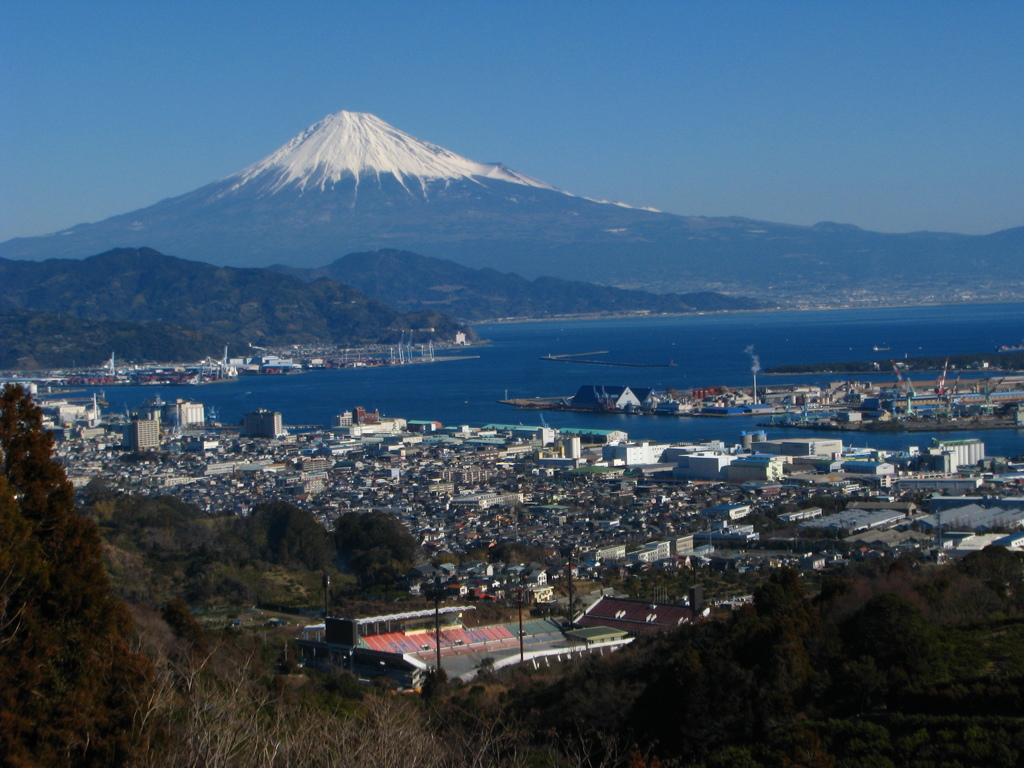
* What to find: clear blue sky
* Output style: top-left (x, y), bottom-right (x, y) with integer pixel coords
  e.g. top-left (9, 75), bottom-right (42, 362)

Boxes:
top-left (2, 1), bottom-right (1022, 243)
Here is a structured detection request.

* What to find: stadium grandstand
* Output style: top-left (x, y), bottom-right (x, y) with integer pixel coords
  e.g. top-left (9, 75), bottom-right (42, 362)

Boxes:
top-left (296, 606), bottom-right (631, 689)
top-left (575, 592), bottom-right (706, 636)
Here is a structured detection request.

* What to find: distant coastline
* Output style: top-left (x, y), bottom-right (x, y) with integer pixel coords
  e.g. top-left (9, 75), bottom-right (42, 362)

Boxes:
top-left (473, 297), bottom-right (1024, 327)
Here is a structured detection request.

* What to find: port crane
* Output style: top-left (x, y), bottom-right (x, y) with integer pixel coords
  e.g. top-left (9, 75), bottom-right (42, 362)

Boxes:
top-left (981, 375), bottom-right (1007, 416)
top-left (936, 359), bottom-right (950, 396)
top-left (891, 361), bottom-right (916, 416)
top-left (937, 369), bottom-right (964, 419)
top-left (929, 359), bottom-right (951, 418)
top-left (198, 346), bottom-right (235, 380)
top-left (824, 380), bottom-right (852, 405)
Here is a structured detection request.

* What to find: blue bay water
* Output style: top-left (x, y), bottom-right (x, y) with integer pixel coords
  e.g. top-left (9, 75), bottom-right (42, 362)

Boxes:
top-left (96, 303), bottom-right (1024, 457)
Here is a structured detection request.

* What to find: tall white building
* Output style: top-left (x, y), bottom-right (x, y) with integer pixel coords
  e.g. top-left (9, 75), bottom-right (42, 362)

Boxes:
top-left (602, 441), bottom-right (670, 466)
top-left (561, 436), bottom-right (582, 459)
top-left (928, 439), bottom-right (984, 472)
top-left (162, 399), bottom-right (205, 428)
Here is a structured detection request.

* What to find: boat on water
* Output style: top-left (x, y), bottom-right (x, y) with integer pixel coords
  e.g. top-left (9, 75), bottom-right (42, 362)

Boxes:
top-left (540, 351), bottom-right (676, 368)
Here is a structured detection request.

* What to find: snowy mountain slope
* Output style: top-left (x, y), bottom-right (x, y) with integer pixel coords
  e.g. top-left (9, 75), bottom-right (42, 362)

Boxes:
top-left (1, 111), bottom-right (1023, 300)
top-left (222, 111), bottom-right (565, 197)
top-left (0, 110), bottom-right (683, 275)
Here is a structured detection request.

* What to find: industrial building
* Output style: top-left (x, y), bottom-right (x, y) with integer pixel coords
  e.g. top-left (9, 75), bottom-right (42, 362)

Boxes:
top-left (799, 508), bottom-right (907, 534)
top-left (723, 455), bottom-right (787, 482)
top-left (840, 459), bottom-right (896, 476)
top-left (778, 507), bottom-right (823, 523)
top-left (671, 451), bottom-right (736, 480)
top-left (602, 441), bottom-right (670, 466)
top-left (755, 438), bottom-right (843, 458)
top-left (892, 477), bottom-right (983, 493)
top-left (570, 385), bottom-right (654, 412)
top-left (162, 399), bottom-right (205, 429)
top-left (929, 496), bottom-right (1024, 514)
top-left (918, 498), bottom-right (1024, 533)
top-left (922, 438), bottom-right (985, 473)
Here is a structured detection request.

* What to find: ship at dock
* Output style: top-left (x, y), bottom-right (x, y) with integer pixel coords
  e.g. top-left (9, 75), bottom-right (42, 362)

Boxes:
top-left (501, 384), bottom-right (776, 418)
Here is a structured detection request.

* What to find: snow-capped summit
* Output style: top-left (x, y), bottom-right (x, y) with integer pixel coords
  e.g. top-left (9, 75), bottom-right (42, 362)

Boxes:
top-left (225, 110), bottom-right (563, 196)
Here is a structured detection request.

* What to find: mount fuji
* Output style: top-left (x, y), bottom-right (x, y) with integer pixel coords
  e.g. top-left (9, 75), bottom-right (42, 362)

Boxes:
top-left (223, 110), bottom-right (565, 197)
top-left (2, 110), bottom-right (1023, 300)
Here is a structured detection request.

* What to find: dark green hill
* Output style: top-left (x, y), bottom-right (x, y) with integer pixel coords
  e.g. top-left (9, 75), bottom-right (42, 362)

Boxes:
top-left (0, 248), bottom-right (471, 367)
top-left (273, 249), bottom-right (768, 321)
top-left (0, 312), bottom-right (233, 369)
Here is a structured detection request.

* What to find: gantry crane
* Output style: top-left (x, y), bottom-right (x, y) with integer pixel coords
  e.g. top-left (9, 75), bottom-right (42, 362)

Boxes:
top-left (891, 361), bottom-right (916, 416)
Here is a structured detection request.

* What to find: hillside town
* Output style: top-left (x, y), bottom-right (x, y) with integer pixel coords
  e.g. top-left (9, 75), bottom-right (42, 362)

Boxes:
top-left (36, 384), bottom-right (1024, 690)
top-left (45, 391), bottom-right (1024, 587)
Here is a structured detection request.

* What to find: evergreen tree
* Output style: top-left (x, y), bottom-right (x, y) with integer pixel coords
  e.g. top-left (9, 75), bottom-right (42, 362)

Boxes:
top-left (0, 384), bottom-right (151, 767)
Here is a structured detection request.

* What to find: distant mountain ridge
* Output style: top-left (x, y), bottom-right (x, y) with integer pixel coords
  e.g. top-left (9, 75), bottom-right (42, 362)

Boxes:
top-left (0, 248), bottom-right (471, 367)
top-left (273, 249), bottom-right (767, 321)
top-left (1, 111), bottom-right (1022, 302)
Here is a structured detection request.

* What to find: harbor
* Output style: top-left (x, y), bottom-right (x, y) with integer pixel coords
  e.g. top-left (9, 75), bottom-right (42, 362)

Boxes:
top-left (499, 369), bottom-right (1024, 435)
top-left (8, 303), bottom-right (1024, 457)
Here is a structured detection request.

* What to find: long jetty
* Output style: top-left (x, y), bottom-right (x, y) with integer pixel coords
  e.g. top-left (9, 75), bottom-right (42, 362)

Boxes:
top-left (540, 351), bottom-right (676, 368)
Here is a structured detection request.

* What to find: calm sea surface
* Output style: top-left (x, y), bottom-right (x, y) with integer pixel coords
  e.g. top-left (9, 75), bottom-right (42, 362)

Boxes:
top-left (95, 303), bottom-right (1024, 457)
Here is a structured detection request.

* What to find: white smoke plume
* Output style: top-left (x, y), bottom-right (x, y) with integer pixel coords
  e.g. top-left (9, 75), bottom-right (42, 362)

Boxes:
top-left (744, 344), bottom-right (761, 374)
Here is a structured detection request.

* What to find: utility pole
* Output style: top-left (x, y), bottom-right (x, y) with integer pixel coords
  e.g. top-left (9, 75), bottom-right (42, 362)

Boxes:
top-left (518, 574), bottom-right (525, 663)
top-left (432, 575), bottom-right (443, 673)
top-left (566, 548), bottom-right (576, 630)
top-left (322, 572), bottom-right (330, 618)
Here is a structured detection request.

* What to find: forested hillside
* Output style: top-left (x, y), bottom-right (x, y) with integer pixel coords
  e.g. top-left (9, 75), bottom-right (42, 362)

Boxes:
top-left (0, 311), bottom-right (233, 369)
top-left (0, 248), bottom-right (473, 368)
top-left (85, 483), bottom-right (421, 610)
top-left (4, 382), bottom-right (1024, 767)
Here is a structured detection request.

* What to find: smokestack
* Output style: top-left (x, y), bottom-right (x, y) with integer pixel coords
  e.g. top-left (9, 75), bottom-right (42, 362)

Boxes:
top-left (745, 345), bottom-right (761, 404)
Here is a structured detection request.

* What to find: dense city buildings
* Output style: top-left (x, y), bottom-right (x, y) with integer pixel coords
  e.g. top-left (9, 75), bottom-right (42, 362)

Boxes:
top-left (27, 385), bottom-right (1024, 690)
top-left (42, 392), bottom-right (1022, 572)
